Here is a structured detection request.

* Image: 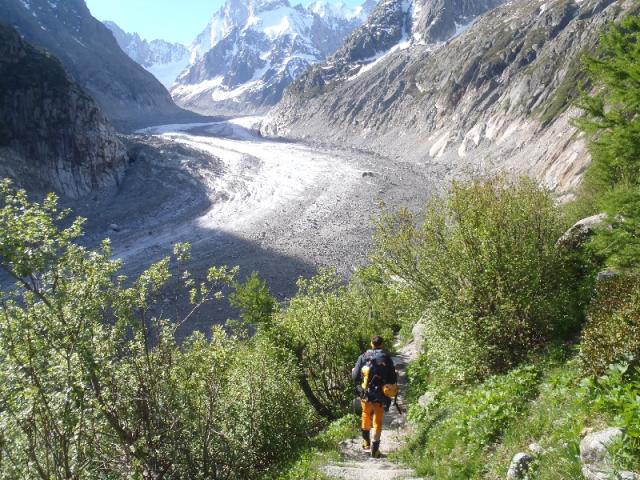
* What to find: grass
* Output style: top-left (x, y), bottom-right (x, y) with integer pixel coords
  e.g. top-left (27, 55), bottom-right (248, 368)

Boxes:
top-left (483, 355), bottom-right (604, 479)
top-left (396, 346), bottom-right (636, 479)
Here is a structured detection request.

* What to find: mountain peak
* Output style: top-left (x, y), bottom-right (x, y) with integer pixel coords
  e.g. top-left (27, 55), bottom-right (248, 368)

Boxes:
top-left (173, 0), bottom-right (375, 115)
top-left (249, 0), bottom-right (291, 14)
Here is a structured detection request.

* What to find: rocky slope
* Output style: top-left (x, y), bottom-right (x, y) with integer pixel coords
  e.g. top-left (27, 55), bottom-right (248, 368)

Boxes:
top-left (104, 21), bottom-right (190, 89)
top-left (0, 0), bottom-right (193, 130)
top-left (264, 0), bottom-right (640, 198)
top-left (171, 0), bottom-right (375, 115)
top-left (0, 23), bottom-right (127, 198)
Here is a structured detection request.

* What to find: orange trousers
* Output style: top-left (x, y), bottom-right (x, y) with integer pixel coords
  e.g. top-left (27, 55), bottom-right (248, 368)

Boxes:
top-left (361, 400), bottom-right (384, 441)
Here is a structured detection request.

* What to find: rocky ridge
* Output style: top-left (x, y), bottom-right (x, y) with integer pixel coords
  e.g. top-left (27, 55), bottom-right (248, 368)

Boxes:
top-left (171, 0), bottom-right (375, 115)
top-left (264, 0), bottom-right (640, 197)
top-left (0, 0), bottom-right (193, 130)
top-left (104, 21), bottom-right (190, 89)
top-left (0, 22), bottom-right (127, 198)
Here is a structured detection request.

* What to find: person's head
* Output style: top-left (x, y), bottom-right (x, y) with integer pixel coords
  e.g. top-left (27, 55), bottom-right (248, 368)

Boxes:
top-left (371, 335), bottom-right (384, 349)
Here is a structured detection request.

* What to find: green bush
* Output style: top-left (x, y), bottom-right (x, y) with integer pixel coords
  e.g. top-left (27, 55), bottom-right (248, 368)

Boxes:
top-left (580, 274), bottom-right (640, 376)
top-left (221, 338), bottom-right (313, 478)
top-left (373, 177), bottom-right (579, 382)
top-left (0, 180), bottom-right (312, 479)
top-left (271, 268), bottom-right (395, 420)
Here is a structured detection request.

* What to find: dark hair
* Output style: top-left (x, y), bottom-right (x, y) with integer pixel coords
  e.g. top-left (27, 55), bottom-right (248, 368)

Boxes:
top-left (371, 335), bottom-right (384, 347)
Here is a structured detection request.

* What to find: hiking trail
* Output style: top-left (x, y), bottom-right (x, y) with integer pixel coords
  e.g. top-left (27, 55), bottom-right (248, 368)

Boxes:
top-left (322, 341), bottom-right (423, 480)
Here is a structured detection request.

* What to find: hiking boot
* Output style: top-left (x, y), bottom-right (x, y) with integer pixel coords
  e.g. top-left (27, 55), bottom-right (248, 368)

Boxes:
top-left (371, 441), bottom-right (381, 458)
top-left (361, 430), bottom-right (371, 450)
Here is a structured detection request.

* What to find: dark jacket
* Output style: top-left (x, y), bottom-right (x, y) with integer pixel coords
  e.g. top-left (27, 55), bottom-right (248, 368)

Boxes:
top-left (352, 348), bottom-right (397, 404)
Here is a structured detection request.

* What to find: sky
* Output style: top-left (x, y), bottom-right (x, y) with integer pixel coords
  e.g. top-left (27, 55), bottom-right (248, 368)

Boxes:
top-left (85, 0), bottom-right (360, 45)
top-left (85, 0), bottom-right (219, 44)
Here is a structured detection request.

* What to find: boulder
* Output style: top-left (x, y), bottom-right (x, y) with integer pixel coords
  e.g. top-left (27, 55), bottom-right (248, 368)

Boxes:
top-left (580, 428), bottom-right (624, 464)
top-left (582, 465), bottom-right (640, 480)
top-left (596, 270), bottom-right (618, 282)
top-left (507, 452), bottom-right (534, 480)
top-left (528, 443), bottom-right (545, 455)
top-left (411, 317), bottom-right (427, 354)
top-left (418, 391), bottom-right (436, 409)
top-left (557, 214), bottom-right (608, 250)
top-left (579, 428), bottom-right (640, 480)
top-left (620, 472), bottom-right (640, 480)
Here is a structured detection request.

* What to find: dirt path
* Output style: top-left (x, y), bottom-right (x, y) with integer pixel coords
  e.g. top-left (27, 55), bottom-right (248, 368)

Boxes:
top-left (322, 343), bottom-right (422, 480)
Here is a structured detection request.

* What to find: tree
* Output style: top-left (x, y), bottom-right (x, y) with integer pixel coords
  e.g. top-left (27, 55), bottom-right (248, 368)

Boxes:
top-left (575, 15), bottom-right (640, 270)
top-left (0, 180), bottom-right (311, 479)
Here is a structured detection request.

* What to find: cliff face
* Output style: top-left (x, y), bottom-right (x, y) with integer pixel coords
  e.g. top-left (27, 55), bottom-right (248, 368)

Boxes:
top-left (0, 0), bottom-right (191, 130)
top-left (264, 0), bottom-right (640, 197)
top-left (0, 23), bottom-right (127, 198)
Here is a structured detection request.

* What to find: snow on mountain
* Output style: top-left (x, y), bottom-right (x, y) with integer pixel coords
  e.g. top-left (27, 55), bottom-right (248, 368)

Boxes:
top-left (104, 21), bottom-right (190, 88)
top-left (290, 0), bottom-right (505, 88)
top-left (171, 0), bottom-right (375, 115)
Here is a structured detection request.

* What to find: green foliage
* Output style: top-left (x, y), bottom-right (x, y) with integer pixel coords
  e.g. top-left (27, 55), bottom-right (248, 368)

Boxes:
top-left (483, 355), bottom-right (597, 480)
top-left (0, 181), bottom-right (312, 479)
top-left (588, 186), bottom-right (640, 269)
top-left (229, 271), bottom-right (277, 330)
top-left (575, 15), bottom-right (640, 191)
top-left (221, 338), bottom-right (312, 478)
top-left (404, 364), bottom-right (541, 478)
top-left (589, 362), bottom-right (640, 469)
top-left (580, 274), bottom-right (640, 376)
top-left (274, 415), bottom-right (359, 480)
top-left (373, 177), bottom-right (579, 382)
top-left (271, 268), bottom-right (395, 419)
top-left (575, 15), bottom-right (640, 269)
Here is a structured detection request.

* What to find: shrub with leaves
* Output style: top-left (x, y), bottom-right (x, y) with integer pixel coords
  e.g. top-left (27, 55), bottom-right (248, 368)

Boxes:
top-left (580, 274), bottom-right (640, 376)
top-left (373, 177), bottom-right (579, 382)
top-left (0, 180), bottom-right (311, 479)
top-left (270, 268), bottom-right (395, 420)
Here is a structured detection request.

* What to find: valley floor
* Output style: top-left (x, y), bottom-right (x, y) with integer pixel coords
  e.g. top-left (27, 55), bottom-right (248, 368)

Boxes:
top-left (69, 117), bottom-right (438, 335)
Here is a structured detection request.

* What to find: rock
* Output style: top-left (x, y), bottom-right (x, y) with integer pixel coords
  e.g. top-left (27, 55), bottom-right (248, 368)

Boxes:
top-left (528, 443), bottom-right (545, 455)
top-left (596, 270), bottom-right (618, 282)
top-left (507, 452), bottom-right (534, 480)
top-left (171, 0), bottom-right (374, 116)
top-left (418, 391), bottom-right (436, 409)
top-left (0, 24), bottom-right (127, 198)
top-left (620, 472), bottom-right (640, 480)
top-left (263, 0), bottom-right (636, 197)
top-left (579, 428), bottom-right (639, 480)
top-left (109, 224), bottom-right (121, 233)
top-left (582, 464), bottom-right (640, 480)
top-left (411, 316), bottom-right (427, 353)
top-left (0, 0), bottom-right (190, 129)
top-left (580, 428), bottom-right (624, 464)
top-left (557, 214), bottom-right (608, 250)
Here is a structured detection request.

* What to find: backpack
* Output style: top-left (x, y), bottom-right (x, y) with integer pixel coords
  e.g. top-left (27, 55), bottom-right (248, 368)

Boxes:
top-left (361, 349), bottom-right (391, 402)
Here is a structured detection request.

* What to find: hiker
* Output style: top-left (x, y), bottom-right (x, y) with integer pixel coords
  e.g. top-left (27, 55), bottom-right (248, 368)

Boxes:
top-left (352, 335), bottom-right (398, 458)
